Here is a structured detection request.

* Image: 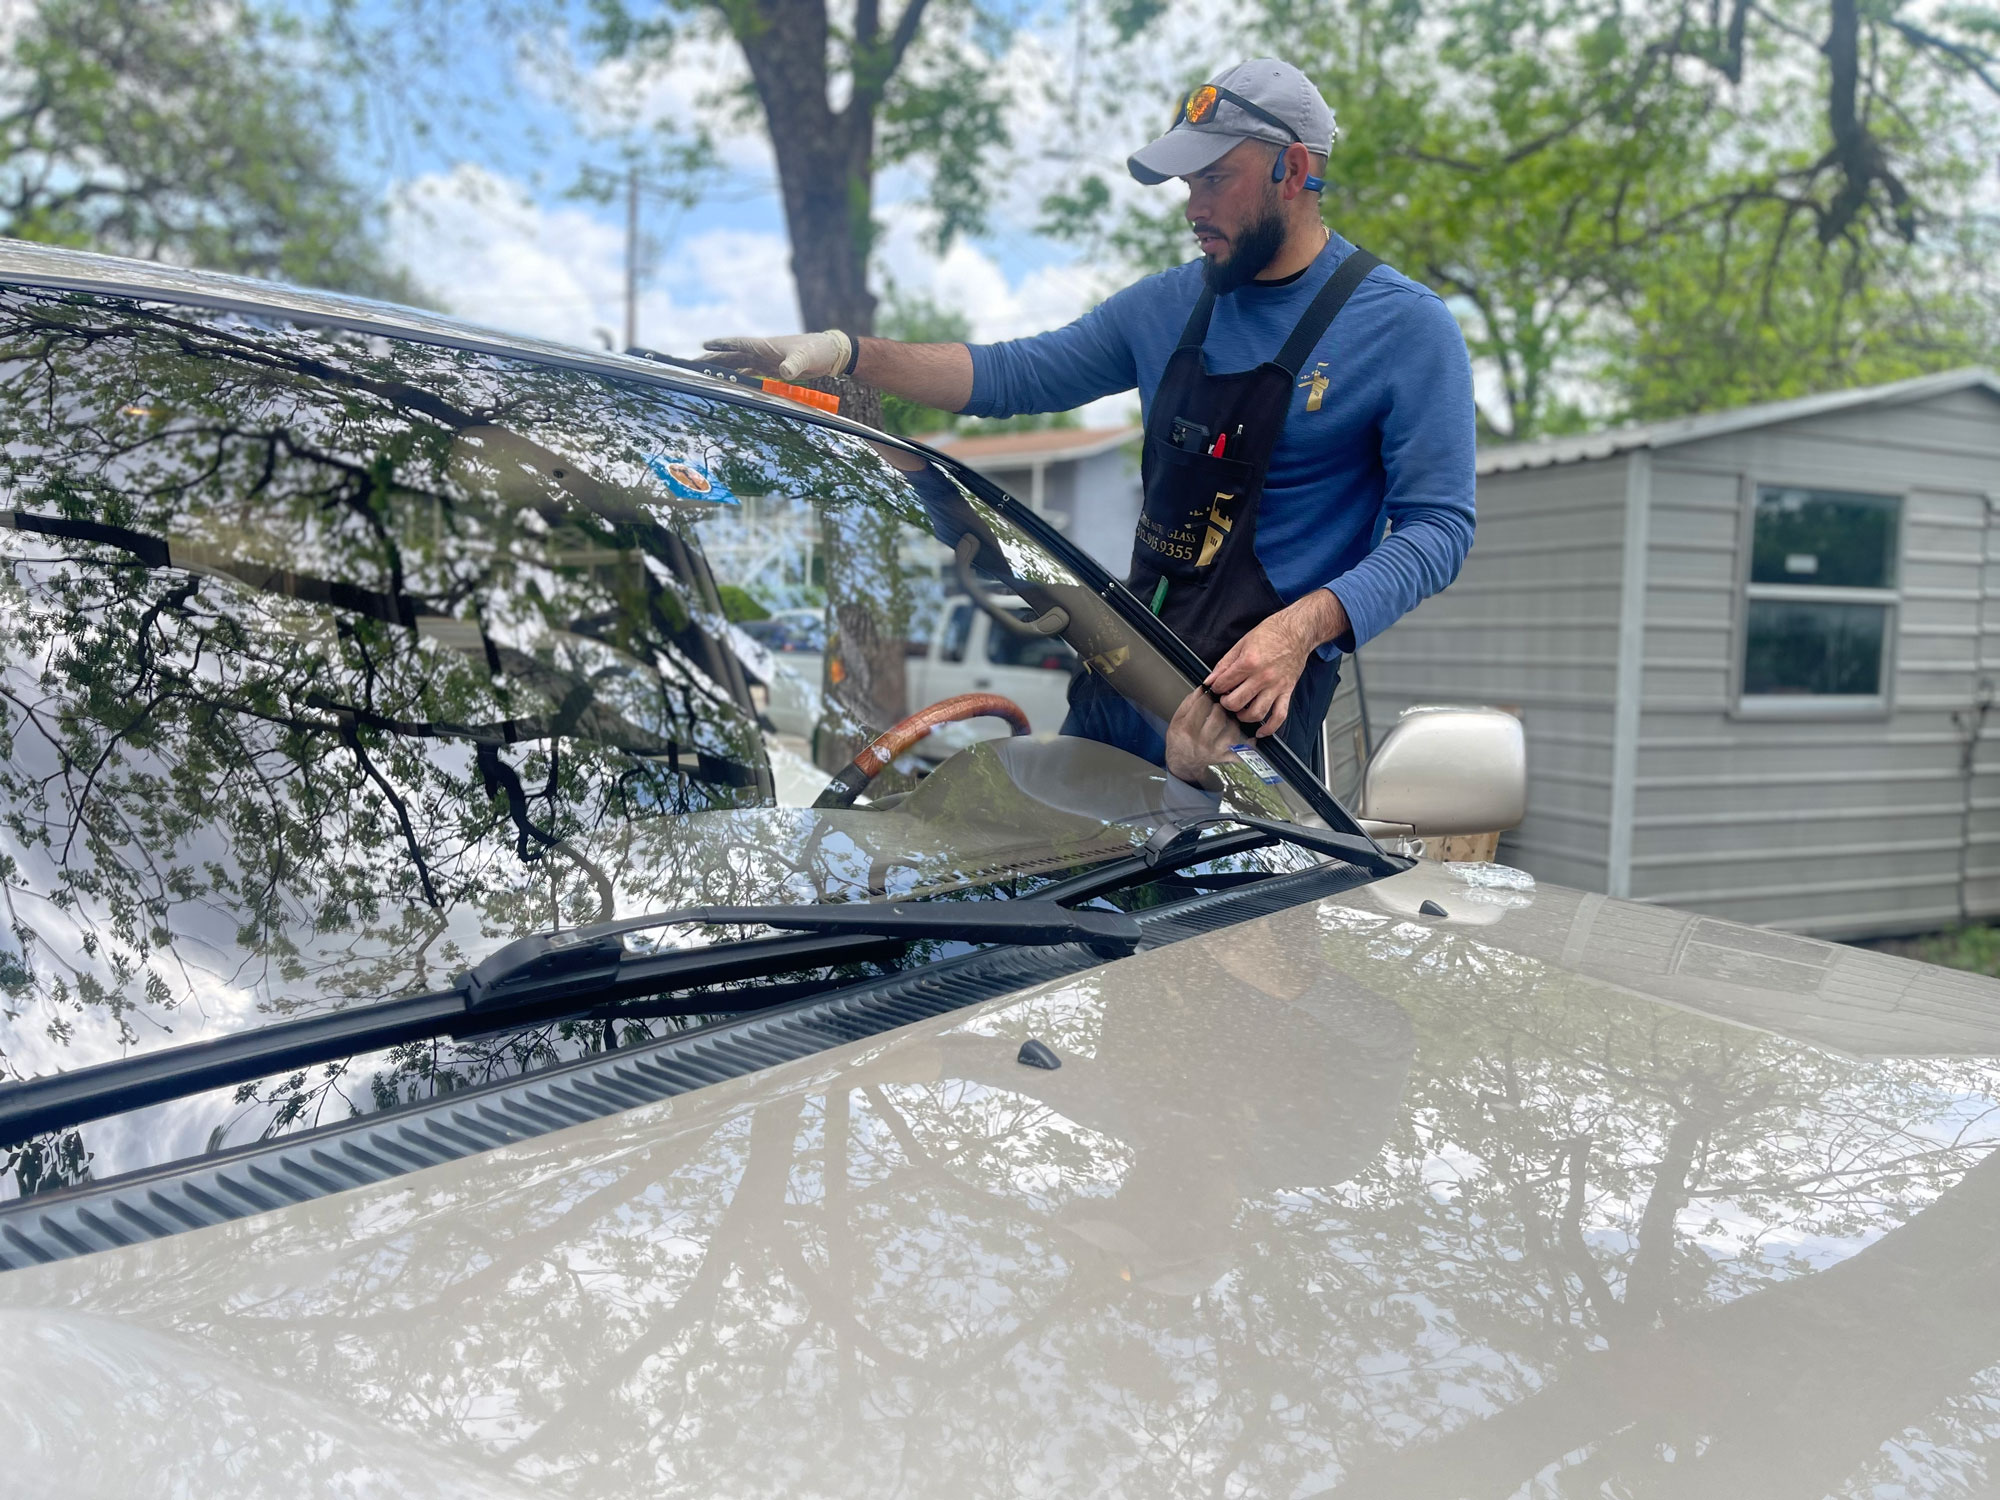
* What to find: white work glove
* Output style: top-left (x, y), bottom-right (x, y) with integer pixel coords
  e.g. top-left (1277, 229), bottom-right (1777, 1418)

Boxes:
top-left (702, 330), bottom-right (854, 383)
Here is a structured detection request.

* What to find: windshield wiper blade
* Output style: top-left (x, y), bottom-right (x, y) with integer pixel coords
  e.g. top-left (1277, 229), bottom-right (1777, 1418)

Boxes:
top-left (1139, 813), bottom-right (1405, 875)
top-left (1031, 814), bottom-right (1407, 912)
top-left (464, 900), bottom-right (1140, 1010)
top-left (0, 901), bottom-right (1141, 1150)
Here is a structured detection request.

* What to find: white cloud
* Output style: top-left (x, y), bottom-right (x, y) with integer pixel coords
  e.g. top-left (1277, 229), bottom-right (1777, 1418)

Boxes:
top-left (520, 26), bottom-right (778, 181)
top-left (385, 159), bottom-right (1140, 410)
top-left (873, 201), bottom-right (1112, 342)
top-left (386, 163), bottom-right (799, 353)
top-left (870, 202), bottom-right (1138, 424)
top-left (388, 165), bottom-right (625, 344)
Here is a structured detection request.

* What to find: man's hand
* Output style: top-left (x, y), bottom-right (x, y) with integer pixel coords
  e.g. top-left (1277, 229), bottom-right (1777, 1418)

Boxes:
top-left (702, 331), bottom-right (853, 383)
top-left (1205, 590), bottom-right (1349, 737)
top-left (1164, 686), bottom-right (1241, 787)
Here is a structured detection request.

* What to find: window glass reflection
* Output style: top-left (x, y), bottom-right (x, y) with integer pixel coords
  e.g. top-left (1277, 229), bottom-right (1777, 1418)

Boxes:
top-left (1751, 486), bottom-right (1900, 588)
top-left (0, 287), bottom-right (1335, 1185)
top-left (1744, 599), bottom-right (1889, 696)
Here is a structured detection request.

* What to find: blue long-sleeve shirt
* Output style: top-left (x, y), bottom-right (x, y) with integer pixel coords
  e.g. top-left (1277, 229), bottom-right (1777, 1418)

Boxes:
top-left (964, 233), bottom-right (1476, 652)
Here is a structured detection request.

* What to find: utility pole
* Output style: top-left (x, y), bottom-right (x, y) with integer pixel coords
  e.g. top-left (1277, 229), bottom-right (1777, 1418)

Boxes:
top-left (623, 165), bottom-right (639, 352)
top-left (585, 161), bottom-right (683, 351)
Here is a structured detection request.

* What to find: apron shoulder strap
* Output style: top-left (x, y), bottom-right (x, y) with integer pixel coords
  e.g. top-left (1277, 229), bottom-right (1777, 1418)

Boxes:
top-left (1176, 285), bottom-right (1217, 349)
top-left (1144, 285), bottom-right (1219, 445)
top-left (1273, 248), bottom-right (1382, 377)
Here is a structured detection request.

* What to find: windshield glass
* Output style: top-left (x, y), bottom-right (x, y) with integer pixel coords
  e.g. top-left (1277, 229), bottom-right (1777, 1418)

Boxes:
top-left (0, 287), bottom-right (1350, 1192)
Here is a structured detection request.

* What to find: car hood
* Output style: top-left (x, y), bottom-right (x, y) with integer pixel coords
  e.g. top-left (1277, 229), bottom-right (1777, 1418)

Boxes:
top-left (4, 864), bottom-right (2000, 1498)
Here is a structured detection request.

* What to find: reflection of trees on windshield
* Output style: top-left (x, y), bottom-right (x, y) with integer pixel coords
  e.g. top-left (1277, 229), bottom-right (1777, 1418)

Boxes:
top-left (816, 501), bottom-right (912, 772)
top-left (24, 898), bottom-right (2000, 1496)
top-left (0, 288), bottom-right (953, 1187)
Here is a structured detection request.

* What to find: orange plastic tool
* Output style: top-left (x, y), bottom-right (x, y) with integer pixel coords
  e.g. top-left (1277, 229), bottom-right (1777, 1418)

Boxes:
top-left (759, 379), bottom-right (841, 414)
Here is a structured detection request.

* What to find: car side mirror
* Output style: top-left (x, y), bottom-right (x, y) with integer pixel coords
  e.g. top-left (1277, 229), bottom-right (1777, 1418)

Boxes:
top-left (1360, 707), bottom-right (1525, 837)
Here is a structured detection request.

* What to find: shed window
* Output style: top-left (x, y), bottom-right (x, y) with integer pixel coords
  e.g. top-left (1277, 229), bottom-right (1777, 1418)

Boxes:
top-left (1741, 486), bottom-right (1900, 702)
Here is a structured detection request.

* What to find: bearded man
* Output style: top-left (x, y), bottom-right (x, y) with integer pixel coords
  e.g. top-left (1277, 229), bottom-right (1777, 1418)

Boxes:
top-left (707, 58), bottom-right (1476, 774)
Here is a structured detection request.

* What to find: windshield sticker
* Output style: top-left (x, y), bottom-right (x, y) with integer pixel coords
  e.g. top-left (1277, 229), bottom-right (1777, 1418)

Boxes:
top-left (646, 454), bottom-right (737, 505)
top-left (1228, 742), bottom-right (1284, 784)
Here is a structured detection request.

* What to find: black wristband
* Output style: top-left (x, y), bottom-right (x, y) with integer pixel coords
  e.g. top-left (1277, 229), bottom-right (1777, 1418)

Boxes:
top-left (839, 332), bottom-right (863, 377)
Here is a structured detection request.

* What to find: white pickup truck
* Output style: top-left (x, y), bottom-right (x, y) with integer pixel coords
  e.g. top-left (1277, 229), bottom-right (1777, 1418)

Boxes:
top-left (753, 595), bottom-right (1079, 758)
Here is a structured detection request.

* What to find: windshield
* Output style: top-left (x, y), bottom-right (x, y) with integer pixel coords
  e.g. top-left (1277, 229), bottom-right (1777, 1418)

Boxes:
top-left (0, 286), bottom-right (1352, 1192)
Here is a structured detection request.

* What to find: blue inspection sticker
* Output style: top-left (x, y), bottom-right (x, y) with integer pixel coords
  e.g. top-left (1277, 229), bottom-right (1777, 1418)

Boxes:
top-left (645, 454), bottom-right (736, 504)
top-left (1228, 742), bottom-right (1285, 785)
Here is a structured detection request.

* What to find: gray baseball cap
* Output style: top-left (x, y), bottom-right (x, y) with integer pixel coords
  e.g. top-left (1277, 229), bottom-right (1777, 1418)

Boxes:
top-left (1127, 58), bottom-right (1338, 186)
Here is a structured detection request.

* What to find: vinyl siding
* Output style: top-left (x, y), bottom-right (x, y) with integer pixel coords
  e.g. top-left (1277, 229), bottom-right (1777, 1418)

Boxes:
top-left (1065, 447), bottom-right (1141, 577)
top-left (1623, 390), bottom-right (2000, 938)
top-left (1362, 456), bottom-right (1626, 890)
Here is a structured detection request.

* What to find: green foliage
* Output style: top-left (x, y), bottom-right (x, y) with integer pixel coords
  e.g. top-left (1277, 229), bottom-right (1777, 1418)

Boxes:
top-left (716, 583), bottom-right (769, 622)
top-left (1036, 174), bottom-right (1112, 244)
top-left (1105, 0), bottom-right (1169, 41)
top-left (1608, 211), bottom-right (2000, 422)
top-left (583, 0), bottom-right (1017, 329)
top-left (1, 0), bottom-right (419, 300)
top-left (1071, 0), bottom-right (2000, 438)
top-left (879, 48), bottom-right (1008, 252)
top-left (1907, 924), bottom-right (2000, 977)
top-left (956, 410), bottom-right (1084, 434)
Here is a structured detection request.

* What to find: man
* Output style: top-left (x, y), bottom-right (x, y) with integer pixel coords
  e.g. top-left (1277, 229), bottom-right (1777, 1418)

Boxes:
top-left (707, 57), bottom-right (1475, 775)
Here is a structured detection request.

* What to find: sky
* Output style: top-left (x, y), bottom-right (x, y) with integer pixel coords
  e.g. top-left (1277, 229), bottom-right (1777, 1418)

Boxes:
top-left (360, 1), bottom-right (1241, 427)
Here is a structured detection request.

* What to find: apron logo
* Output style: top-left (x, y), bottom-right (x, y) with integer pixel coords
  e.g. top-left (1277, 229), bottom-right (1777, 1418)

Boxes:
top-left (1299, 364), bottom-right (1330, 413)
top-left (1198, 491), bottom-right (1237, 567)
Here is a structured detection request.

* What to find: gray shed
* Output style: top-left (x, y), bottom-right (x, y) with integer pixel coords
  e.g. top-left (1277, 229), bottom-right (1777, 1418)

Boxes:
top-left (1361, 367), bottom-right (2000, 940)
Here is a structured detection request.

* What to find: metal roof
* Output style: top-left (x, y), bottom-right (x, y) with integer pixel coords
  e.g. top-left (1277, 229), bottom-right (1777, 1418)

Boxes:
top-left (928, 425), bottom-right (1139, 465)
top-left (1478, 366), bottom-right (2000, 475)
top-left (0, 238), bottom-right (896, 444)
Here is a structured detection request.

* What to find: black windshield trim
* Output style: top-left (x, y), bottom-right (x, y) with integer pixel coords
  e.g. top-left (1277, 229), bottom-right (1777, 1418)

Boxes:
top-left (0, 860), bottom-right (1378, 1272)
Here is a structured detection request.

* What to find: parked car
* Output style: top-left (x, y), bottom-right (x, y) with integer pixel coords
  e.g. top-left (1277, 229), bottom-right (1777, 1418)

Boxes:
top-left (738, 606), bottom-right (826, 653)
top-left (760, 591), bottom-right (1079, 760)
top-left (2, 243), bottom-right (2000, 1500)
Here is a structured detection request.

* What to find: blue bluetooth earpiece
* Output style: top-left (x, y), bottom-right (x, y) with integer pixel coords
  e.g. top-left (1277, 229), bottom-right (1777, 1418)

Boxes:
top-left (1272, 147), bottom-right (1326, 192)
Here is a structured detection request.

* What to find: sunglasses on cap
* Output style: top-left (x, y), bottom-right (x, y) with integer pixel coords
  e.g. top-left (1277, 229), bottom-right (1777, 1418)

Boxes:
top-left (1172, 85), bottom-right (1328, 190)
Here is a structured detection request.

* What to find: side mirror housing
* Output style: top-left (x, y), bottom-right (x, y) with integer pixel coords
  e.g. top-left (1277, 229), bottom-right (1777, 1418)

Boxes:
top-left (1360, 707), bottom-right (1526, 837)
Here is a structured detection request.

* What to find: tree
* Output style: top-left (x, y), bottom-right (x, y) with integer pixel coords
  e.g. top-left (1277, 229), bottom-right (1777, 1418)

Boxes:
top-left (580, 0), bottom-right (1007, 340)
top-left (1050, 0), bottom-right (2000, 439)
top-left (0, 0), bottom-right (419, 299)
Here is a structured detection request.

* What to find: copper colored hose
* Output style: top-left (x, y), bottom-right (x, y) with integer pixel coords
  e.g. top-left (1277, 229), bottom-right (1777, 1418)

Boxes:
top-left (814, 693), bottom-right (1032, 808)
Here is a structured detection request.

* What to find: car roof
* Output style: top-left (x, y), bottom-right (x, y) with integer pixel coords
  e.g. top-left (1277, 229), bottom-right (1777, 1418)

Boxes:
top-left (0, 238), bottom-right (902, 448)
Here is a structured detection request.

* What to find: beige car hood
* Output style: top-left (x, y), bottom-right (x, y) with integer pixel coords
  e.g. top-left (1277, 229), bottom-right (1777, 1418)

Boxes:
top-left (5, 863), bottom-right (2000, 1498)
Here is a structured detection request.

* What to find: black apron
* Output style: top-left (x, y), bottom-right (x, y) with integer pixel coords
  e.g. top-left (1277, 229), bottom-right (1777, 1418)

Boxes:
top-left (1064, 247), bottom-right (1381, 776)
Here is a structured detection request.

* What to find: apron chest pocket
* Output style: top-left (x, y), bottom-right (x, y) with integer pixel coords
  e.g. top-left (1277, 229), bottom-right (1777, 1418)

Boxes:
top-left (1134, 439), bottom-right (1255, 578)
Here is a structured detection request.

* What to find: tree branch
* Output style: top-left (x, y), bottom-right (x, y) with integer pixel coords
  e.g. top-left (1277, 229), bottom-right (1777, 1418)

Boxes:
top-left (884, 0), bottom-right (932, 75)
top-left (1890, 18), bottom-right (2000, 97)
